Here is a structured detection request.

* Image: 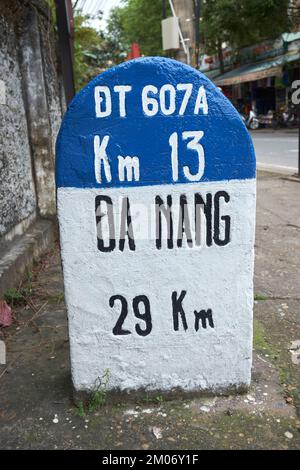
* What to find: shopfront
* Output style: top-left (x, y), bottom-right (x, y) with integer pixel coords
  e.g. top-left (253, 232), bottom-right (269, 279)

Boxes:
top-left (202, 33), bottom-right (300, 115)
top-left (214, 55), bottom-right (300, 113)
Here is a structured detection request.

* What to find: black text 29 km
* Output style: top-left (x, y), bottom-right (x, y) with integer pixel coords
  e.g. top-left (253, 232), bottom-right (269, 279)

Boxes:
top-left (109, 290), bottom-right (214, 336)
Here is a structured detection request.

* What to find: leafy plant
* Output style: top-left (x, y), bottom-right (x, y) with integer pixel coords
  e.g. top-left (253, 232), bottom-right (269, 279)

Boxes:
top-left (142, 393), bottom-right (164, 404)
top-left (254, 293), bottom-right (268, 301)
top-left (88, 369), bottom-right (110, 412)
top-left (155, 394), bottom-right (164, 404)
top-left (4, 287), bottom-right (28, 306)
top-left (73, 369), bottom-right (110, 418)
top-left (74, 401), bottom-right (86, 418)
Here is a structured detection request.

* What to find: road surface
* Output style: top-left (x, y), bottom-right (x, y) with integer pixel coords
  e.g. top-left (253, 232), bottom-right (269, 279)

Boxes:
top-left (251, 130), bottom-right (298, 172)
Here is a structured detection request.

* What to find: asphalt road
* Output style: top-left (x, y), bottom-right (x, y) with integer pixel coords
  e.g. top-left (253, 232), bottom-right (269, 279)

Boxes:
top-left (251, 130), bottom-right (298, 172)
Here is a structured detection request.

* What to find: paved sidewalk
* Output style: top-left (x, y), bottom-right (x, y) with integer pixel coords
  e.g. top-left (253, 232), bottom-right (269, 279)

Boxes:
top-left (0, 172), bottom-right (299, 450)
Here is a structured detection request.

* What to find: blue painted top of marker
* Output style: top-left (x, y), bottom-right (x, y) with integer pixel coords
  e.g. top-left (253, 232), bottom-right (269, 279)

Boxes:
top-left (56, 57), bottom-right (256, 188)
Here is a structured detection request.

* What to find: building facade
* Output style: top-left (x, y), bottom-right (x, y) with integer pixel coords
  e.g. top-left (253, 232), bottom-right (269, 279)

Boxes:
top-left (201, 33), bottom-right (300, 115)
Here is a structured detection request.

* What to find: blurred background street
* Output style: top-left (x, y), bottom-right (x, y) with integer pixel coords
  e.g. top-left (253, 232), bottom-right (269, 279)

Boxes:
top-left (252, 130), bottom-right (298, 171)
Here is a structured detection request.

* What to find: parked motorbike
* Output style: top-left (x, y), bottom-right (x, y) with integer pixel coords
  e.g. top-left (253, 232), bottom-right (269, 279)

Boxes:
top-left (255, 110), bottom-right (281, 129)
top-left (239, 109), bottom-right (260, 130)
top-left (241, 105), bottom-right (299, 130)
top-left (281, 104), bottom-right (299, 128)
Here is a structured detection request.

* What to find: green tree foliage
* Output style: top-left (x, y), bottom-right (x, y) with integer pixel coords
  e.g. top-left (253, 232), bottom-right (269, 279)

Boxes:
top-left (73, 11), bottom-right (106, 90)
top-left (202, 0), bottom-right (291, 56)
top-left (105, 7), bottom-right (129, 65)
top-left (107, 0), bottom-right (170, 57)
top-left (48, 0), bottom-right (294, 91)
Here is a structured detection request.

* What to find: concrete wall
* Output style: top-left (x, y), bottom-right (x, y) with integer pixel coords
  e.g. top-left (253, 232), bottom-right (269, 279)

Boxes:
top-left (0, 13), bottom-right (37, 238)
top-left (0, 0), bottom-right (64, 241)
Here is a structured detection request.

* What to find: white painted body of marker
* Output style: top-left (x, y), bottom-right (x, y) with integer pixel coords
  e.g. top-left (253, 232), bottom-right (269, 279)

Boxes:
top-left (56, 58), bottom-right (256, 394)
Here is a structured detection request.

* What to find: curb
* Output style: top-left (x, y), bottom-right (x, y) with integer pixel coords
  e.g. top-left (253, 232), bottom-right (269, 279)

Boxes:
top-left (0, 219), bottom-right (56, 298)
top-left (257, 163), bottom-right (298, 175)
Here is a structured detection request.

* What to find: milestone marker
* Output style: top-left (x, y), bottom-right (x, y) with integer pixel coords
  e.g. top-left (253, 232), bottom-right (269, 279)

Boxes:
top-left (56, 57), bottom-right (256, 395)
